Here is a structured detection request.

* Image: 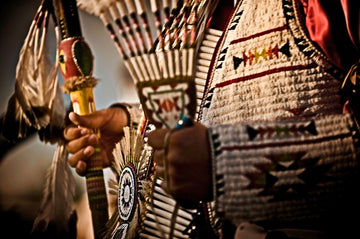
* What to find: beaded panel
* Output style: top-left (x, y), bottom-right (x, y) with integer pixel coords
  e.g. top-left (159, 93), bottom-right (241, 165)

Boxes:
top-left (210, 113), bottom-right (358, 227)
top-left (199, 0), bottom-right (342, 125)
top-left (203, 0), bottom-right (359, 230)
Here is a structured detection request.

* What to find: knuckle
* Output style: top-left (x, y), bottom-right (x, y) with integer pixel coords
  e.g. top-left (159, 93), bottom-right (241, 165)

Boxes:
top-left (63, 126), bottom-right (71, 139)
top-left (166, 152), bottom-right (181, 168)
top-left (76, 166), bottom-right (86, 176)
top-left (68, 154), bottom-right (78, 167)
top-left (170, 131), bottom-right (185, 146)
top-left (66, 141), bottom-right (75, 153)
top-left (166, 151), bottom-right (177, 163)
top-left (68, 135), bottom-right (89, 153)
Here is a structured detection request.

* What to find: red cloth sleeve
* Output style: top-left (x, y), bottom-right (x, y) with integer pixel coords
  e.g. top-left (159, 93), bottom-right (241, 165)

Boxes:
top-left (302, 0), bottom-right (360, 70)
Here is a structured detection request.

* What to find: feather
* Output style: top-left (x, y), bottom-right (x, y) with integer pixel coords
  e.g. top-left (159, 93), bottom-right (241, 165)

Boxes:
top-left (105, 177), bottom-right (120, 239)
top-left (2, 0), bottom-right (65, 143)
top-left (38, 29), bottom-right (66, 144)
top-left (105, 211), bottom-right (120, 239)
top-left (77, 0), bottom-right (117, 16)
top-left (108, 178), bottom-right (119, 196)
top-left (32, 140), bottom-right (76, 232)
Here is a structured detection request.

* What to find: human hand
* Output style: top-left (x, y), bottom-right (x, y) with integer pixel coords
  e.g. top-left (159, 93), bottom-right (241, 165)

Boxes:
top-left (63, 107), bottom-right (128, 176)
top-left (147, 123), bottom-right (213, 206)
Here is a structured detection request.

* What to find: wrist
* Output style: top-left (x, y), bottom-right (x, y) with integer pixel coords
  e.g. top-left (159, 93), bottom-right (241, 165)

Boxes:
top-left (109, 103), bottom-right (131, 127)
top-left (109, 102), bottom-right (143, 129)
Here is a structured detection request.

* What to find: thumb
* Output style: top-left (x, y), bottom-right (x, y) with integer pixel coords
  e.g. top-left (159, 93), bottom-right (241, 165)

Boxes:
top-left (68, 111), bottom-right (105, 129)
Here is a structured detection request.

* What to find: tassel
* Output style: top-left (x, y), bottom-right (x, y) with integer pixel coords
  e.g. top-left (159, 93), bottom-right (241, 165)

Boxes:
top-left (32, 140), bottom-right (76, 232)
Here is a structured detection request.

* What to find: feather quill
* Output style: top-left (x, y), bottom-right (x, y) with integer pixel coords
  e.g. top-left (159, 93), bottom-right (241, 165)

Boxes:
top-left (2, 0), bottom-right (65, 144)
top-left (32, 140), bottom-right (76, 232)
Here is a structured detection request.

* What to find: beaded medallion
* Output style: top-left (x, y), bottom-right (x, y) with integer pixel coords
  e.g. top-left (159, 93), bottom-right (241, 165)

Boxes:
top-left (118, 165), bottom-right (137, 221)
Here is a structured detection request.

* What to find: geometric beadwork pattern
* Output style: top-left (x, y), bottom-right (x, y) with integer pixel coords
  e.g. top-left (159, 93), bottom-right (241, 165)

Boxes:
top-left (137, 79), bottom-right (196, 128)
top-left (203, 0), bottom-right (357, 229)
top-left (229, 10), bottom-right (243, 31)
top-left (240, 149), bottom-right (333, 202)
top-left (246, 120), bottom-right (318, 140)
top-left (233, 40), bottom-right (291, 69)
top-left (203, 87), bottom-right (215, 109)
top-left (244, 152), bottom-right (308, 189)
top-left (216, 47), bottom-right (228, 69)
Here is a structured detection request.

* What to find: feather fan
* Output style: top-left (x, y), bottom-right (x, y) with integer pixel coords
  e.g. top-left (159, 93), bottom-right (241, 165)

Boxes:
top-left (2, 0), bottom-right (65, 144)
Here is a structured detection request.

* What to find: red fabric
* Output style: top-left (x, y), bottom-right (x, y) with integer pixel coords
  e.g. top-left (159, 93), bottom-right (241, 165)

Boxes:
top-left (59, 38), bottom-right (83, 80)
top-left (206, 0), bottom-right (235, 30)
top-left (210, 0), bottom-right (360, 70)
top-left (302, 0), bottom-right (360, 70)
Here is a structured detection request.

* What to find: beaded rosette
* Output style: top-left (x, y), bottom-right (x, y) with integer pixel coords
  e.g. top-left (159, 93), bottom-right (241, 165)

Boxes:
top-left (107, 126), bottom-right (153, 238)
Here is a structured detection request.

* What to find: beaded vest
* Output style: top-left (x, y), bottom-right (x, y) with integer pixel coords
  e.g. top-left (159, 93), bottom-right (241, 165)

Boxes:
top-left (198, 0), bottom-right (359, 232)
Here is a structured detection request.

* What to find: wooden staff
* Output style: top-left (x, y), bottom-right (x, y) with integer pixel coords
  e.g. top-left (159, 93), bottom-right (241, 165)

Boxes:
top-left (54, 0), bottom-right (108, 238)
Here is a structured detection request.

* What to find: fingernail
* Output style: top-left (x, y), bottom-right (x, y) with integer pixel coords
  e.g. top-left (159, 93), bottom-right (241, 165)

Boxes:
top-left (69, 112), bottom-right (76, 120)
top-left (88, 134), bottom-right (98, 144)
top-left (69, 112), bottom-right (79, 125)
top-left (84, 146), bottom-right (94, 156)
top-left (77, 161), bottom-right (87, 176)
top-left (81, 128), bottom-right (89, 135)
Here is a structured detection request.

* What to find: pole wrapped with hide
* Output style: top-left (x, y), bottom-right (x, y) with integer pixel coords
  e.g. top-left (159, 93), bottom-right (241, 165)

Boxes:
top-left (54, 0), bottom-right (109, 238)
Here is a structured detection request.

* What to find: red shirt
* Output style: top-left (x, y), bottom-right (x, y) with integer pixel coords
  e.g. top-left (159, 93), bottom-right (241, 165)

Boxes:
top-left (303, 0), bottom-right (360, 70)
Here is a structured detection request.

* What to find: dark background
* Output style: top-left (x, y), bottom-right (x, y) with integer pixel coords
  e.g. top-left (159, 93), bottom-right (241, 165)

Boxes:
top-left (0, 0), bottom-right (137, 238)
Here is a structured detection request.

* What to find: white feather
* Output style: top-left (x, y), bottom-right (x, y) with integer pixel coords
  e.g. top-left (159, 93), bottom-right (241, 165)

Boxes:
top-left (32, 141), bottom-right (76, 231)
top-left (77, 0), bottom-right (117, 16)
top-left (3, 2), bottom-right (65, 143)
